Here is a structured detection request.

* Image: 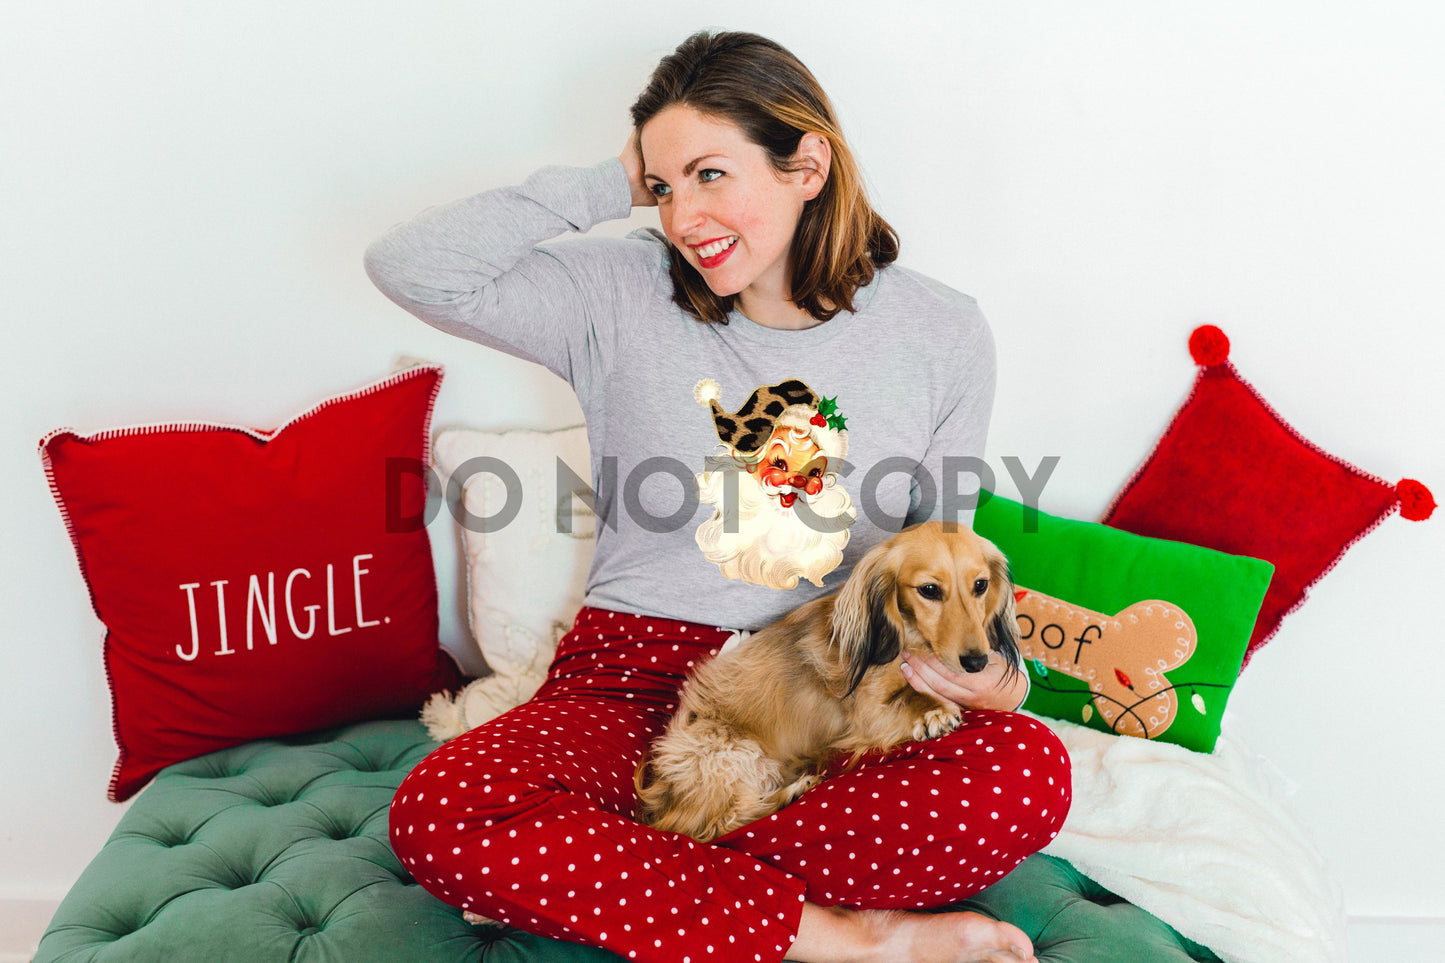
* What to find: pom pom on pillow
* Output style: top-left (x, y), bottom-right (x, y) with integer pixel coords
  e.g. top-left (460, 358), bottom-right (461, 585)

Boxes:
top-left (1187, 324), bottom-right (1231, 367)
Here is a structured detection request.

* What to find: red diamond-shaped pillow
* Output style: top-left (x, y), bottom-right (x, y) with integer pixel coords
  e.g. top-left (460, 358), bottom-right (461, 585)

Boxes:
top-left (1102, 326), bottom-right (1433, 670)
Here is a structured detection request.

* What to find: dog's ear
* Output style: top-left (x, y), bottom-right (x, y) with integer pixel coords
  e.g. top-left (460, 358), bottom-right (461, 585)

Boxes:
top-left (831, 541), bottom-right (903, 695)
top-left (985, 548), bottom-right (1023, 679)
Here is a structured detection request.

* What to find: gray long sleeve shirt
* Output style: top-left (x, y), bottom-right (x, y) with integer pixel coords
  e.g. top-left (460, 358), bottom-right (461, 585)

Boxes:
top-left (365, 157), bottom-right (996, 631)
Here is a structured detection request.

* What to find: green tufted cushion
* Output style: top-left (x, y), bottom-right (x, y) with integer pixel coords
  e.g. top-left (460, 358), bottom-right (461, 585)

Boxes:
top-left (959, 854), bottom-right (1221, 962)
top-left (38, 718), bottom-right (1220, 962)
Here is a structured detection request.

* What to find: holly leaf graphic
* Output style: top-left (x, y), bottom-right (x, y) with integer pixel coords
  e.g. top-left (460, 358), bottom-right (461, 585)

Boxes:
top-left (828, 413), bottom-right (848, 432)
top-left (818, 396), bottom-right (839, 417)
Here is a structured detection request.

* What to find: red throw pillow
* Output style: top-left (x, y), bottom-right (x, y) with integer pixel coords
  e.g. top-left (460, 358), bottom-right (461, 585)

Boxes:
top-left (1102, 326), bottom-right (1434, 670)
top-left (40, 363), bottom-right (464, 800)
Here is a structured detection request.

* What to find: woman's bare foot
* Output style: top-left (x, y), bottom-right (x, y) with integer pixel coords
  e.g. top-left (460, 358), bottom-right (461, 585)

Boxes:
top-left (860, 909), bottom-right (1036, 963)
top-left (462, 910), bottom-right (501, 927)
top-left (786, 902), bottom-right (1036, 963)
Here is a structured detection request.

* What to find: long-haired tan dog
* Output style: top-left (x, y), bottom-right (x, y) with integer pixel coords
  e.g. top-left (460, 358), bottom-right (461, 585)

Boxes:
top-left (636, 521), bottom-right (1022, 842)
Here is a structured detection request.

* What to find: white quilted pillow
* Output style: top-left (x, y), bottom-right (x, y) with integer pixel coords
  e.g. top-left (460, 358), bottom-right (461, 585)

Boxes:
top-left (422, 425), bottom-right (595, 740)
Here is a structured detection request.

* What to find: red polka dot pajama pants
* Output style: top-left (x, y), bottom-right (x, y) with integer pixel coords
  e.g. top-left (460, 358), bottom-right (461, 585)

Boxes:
top-left (392, 607), bottom-right (1070, 963)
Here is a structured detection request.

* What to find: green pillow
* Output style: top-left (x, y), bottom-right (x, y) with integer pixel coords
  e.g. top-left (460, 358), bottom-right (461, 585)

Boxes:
top-left (972, 492), bottom-right (1272, 753)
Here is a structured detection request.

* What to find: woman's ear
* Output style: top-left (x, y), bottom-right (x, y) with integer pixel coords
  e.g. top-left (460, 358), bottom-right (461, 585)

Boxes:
top-left (794, 132), bottom-right (831, 201)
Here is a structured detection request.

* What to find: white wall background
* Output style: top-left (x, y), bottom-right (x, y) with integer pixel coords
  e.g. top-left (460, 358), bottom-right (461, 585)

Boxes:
top-left (4, 0), bottom-right (1442, 954)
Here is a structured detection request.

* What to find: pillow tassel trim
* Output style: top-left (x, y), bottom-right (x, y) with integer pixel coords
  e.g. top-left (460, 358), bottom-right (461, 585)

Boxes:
top-left (37, 361), bottom-right (446, 468)
top-left (1263, 495), bottom-right (1400, 654)
top-left (39, 442), bottom-right (136, 800)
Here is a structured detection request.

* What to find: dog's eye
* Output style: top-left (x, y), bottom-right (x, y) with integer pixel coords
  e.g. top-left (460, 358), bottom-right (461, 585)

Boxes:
top-left (917, 583), bottom-right (942, 600)
top-left (972, 578), bottom-right (989, 597)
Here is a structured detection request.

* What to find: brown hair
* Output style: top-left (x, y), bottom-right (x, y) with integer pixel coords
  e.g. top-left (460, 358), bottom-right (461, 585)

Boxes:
top-left (629, 31), bottom-right (899, 324)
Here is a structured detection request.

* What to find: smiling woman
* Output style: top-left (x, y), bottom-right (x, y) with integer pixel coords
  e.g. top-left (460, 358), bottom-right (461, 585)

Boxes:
top-left (626, 31), bottom-right (898, 329)
top-left (364, 27), bottom-right (1054, 963)
top-left (636, 107), bottom-right (823, 327)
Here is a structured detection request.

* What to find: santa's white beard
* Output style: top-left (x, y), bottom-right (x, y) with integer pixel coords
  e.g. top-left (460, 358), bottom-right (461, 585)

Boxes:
top-left (694, 469), bottom-right (855, 590)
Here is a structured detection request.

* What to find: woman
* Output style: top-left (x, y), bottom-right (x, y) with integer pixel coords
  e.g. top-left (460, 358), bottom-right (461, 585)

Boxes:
top-left (369, 30), bottom-right (1069, 963)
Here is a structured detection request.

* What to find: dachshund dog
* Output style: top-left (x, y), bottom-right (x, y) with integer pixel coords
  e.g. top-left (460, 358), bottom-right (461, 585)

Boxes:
top-left (636, 521), bottom-right (1022, 842)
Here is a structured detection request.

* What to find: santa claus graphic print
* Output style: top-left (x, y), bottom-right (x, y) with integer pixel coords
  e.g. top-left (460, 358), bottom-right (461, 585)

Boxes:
top-left (693, 377), bottom-right (856, 589)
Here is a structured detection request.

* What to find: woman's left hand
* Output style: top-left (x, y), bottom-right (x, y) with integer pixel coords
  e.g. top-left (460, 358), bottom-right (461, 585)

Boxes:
top-left (900, 651), bottom-right (1027, 713)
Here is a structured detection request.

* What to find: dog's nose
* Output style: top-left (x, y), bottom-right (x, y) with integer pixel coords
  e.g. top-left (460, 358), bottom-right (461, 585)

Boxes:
top-left (960, 653), bottom-right (989, 673)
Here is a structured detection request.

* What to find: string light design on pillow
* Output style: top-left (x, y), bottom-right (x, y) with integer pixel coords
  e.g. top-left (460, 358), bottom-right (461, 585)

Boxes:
top-left (1102, 326), bottom-right (1434, 670)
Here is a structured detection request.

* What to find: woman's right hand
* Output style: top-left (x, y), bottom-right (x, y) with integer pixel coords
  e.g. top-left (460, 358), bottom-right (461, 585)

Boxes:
top-left (620, 129), bottom-right (657, 208)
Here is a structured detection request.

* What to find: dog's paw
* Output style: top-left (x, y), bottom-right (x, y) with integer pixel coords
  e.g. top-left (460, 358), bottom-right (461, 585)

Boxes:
top-left (783, 772), bottom-right (823, 803)
top-left (463, 911), bottom-right (502, 927)
top-left (914, 705), bottom-right (963, 741)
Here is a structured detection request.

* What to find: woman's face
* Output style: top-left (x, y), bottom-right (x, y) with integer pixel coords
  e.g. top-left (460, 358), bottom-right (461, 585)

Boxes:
top-left (640, 105), bottom-right (819, 306)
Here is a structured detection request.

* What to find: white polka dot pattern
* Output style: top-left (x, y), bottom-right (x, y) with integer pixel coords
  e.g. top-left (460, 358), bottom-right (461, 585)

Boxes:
top-left (391, 607), bottom-right (1070, 963)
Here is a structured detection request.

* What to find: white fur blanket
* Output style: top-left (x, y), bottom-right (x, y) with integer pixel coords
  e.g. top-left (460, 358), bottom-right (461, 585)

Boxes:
top-left (1033, 712), bottom-right (1348, 962)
